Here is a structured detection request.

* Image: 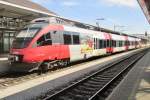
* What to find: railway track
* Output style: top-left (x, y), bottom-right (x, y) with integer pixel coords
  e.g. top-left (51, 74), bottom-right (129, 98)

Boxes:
top-left (42, 49), bottom-right (148, 100)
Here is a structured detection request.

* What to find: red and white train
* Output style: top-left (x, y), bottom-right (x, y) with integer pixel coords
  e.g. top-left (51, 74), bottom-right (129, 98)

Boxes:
top-left (9, 17), bottom-right (143, 72)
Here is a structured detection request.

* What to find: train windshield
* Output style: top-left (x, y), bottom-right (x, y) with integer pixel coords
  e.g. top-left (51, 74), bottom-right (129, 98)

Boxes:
top-left (12, 23), bottom-right (48, 49)
top-left (12, 28), bottom-right (39, 49)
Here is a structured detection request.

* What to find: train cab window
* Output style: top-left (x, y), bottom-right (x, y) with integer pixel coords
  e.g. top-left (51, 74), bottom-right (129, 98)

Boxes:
top-left (73, 35), bottom-right (80, 44)
top-left (64, 34), bottom-right (72, 45)
top-left (37, 32), bottom-right (52, 46)
top-left (45, 32), bottom-right (51, 39)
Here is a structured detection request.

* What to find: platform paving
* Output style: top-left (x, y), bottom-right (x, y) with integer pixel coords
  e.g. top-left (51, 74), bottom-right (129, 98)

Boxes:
top-left (107, 49), bottom-right (150, 100)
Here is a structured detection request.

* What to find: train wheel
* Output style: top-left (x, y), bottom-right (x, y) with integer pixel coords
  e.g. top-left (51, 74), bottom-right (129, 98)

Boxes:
top-left (42, 63), bottom-right (49, 73)
top-left (61, 59), bottom-right (70, 67)
top-left (38, 62), bottom-right (49, 74)
top-left (48, 63), bottom-right (54, 70)
top-left (58, 60), bottom-right (65, 67)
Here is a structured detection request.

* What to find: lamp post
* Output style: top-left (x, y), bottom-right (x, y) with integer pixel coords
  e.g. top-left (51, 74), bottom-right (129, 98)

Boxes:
top-left (96, 18), bottom-right (105, 31)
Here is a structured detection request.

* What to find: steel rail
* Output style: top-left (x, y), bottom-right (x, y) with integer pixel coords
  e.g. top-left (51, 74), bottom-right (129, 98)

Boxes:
top-left (89, 51), bottom-right (146, 100)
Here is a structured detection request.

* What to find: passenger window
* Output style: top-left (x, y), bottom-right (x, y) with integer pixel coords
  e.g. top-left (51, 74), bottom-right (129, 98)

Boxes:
top-left (64, 34), bottom-right (72, 44)
top-left (99, 40), bottom-right (103, 49)
top-left (120, 41), bottom-right (123, 47)
top-left (73, 35), bottom-right (80, 44)
top-left (37, 32), bottom-right (52, 46)
top-left (119, 41), bottom-right (122, 47)
top-left (103, 40), bottom-right (106, 48)
top-left (107, 40), bottom-right (110, 47)
top-left (113, 40), bottom-right (116, 47)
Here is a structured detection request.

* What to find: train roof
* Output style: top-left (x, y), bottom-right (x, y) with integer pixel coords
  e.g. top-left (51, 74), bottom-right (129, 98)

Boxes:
top-left (31, 17), bottom-right (146, 40)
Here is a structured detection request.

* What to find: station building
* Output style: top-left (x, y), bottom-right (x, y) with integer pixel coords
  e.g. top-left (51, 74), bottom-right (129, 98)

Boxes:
top-left (0, 0), bottom-right (57, 53)
top-left (138, 0), bottom-right (150, 44)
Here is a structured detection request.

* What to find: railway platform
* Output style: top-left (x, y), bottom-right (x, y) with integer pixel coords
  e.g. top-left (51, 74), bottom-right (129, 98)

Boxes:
top-left (107, 49), bottom-right (150, 100)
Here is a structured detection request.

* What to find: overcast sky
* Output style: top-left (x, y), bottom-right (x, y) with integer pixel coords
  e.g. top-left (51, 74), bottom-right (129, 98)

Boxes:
top-left (31, 0), bottom-right (149, 35)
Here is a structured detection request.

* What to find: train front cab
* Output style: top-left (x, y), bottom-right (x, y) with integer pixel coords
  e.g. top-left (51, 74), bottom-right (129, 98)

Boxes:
top-left (10, 24), bottom-right (71, 72)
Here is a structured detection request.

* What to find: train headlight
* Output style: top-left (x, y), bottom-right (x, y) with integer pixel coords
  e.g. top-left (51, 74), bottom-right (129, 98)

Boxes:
top-left (9, 55), bottom-right (23, 62)
top-left (15, 56), bottom-right (19, 61)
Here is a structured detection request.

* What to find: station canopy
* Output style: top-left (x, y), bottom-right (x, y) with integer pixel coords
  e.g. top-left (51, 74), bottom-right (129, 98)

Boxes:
top-left (0, 0), bottom-right (57, 21)
top-left (138, 0), bottom-right (150, 24)
top-left (0, 0), bottom-right (58, 53)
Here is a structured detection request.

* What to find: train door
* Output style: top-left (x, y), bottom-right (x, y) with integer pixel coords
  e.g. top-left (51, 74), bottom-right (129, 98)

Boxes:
top-left (106, 39), bottom-right (113, 53)
top-left (51, 31), bottom-right (62, 60)
top-left (68, 32), bottom-right (82, 61)
top-left (110, 40), bottom-right (113, 53)
top-left (57, 31), bottom-right (71, 60)
top-left (29, 31), bottom-right (60, 62)
top-left (104, 33), bottom-right (113, 53)
top-left (94, 38), bottom-right (97, 50)
top-left (106, 39), bottom-right (110, 53)
top-left (125, 36), bottom-right (128, 51)
top-left (109, 34), bottom-right (113, 53)
top-left (32, 31), bottom-right (61, 61)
